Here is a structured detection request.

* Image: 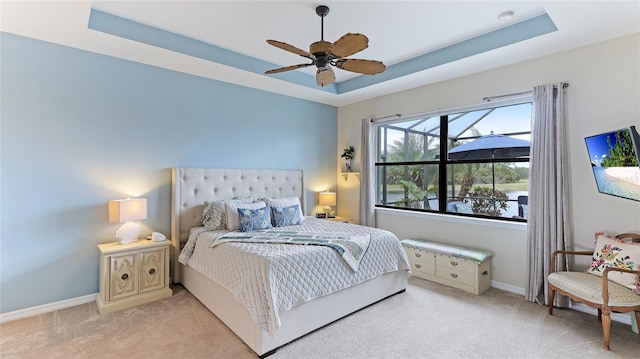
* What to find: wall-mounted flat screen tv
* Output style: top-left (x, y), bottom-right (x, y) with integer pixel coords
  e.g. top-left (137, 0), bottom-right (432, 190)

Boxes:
top-left (584, 126), bottom-right (640, 202)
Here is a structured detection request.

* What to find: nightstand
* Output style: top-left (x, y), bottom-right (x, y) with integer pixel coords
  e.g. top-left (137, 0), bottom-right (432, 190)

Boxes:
top-left (327, 216), bottom-right (350, 223)
top-left (97, 239), bottom-right (172, 314)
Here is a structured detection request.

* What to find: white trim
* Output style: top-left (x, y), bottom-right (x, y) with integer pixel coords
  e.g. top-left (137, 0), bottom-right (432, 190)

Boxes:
top-left (377, 207), bottom-right (527, 231)
top-left (0, 293), bottom-right (97, 324)
top-left (491, 280), bottom-right (526, 296)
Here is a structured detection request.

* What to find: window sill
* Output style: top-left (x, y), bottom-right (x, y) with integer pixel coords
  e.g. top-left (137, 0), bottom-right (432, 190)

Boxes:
top-left (376, 207), bottom-right (528, 231)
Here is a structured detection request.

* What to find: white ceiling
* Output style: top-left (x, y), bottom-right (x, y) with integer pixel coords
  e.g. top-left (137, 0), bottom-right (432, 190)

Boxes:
top-left (2, 1), bottom-right (639, 106)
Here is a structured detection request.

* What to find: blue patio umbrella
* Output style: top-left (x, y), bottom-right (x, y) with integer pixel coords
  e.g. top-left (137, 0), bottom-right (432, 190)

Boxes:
top-left (448, 133), bottom-right (530, 160)
top-left (448, 133), bottom-right (530, 214)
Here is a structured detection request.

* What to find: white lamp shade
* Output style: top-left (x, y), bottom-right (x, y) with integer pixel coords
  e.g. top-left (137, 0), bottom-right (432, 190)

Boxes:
top-left (108, 198), bottom-right (147, 223)
top-left (318, 192), bottom-right (336, 206)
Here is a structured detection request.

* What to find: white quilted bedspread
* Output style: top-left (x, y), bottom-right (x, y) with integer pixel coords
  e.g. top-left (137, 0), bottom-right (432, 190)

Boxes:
top-left (181, 217), bottom-right (411, 335)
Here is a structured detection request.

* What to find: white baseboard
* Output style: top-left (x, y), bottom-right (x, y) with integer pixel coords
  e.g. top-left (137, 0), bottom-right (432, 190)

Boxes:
top-left (0, 293), bottom-right (97, 324)
top-left (491, 280), bottom-right (525, 296)
top-left (489, 280), bottom-right (633, 326)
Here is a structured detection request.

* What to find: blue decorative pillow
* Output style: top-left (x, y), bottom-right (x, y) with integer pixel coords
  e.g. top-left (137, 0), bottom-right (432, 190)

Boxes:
top-left (238, 206), bottom-right (272, 232)
top-left (272, 204), bottom-right (303, 227)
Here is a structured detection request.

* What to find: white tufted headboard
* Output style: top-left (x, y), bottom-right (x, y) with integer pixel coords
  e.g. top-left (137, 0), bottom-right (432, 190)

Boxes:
top-left (170, 168), bottom-right (304, 282)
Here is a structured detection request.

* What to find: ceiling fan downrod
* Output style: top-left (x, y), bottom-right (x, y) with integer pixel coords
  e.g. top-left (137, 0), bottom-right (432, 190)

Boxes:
top-left (312, 5), bottom-right (331, 70)
top-left (316, 5), bottom-right (329, 42)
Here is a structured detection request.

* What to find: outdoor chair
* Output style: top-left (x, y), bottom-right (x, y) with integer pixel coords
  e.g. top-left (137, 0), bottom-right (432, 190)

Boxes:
top-left (517, 195), bottom-right (528, 218)
top-left (547, 232), bottom-right (640, 350)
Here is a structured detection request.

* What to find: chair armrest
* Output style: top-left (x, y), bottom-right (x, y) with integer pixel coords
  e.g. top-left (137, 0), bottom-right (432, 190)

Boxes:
top-left (550, 250), bottom-right (593, 273)
top-left (603, 267), bottom-right (640, 276)
top-left (600, 267), bottom-right (640, 305)
top-left (614, 233), bottom-right (640, 243)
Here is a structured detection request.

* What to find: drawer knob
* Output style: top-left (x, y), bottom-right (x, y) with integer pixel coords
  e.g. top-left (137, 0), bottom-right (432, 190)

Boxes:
top-left (149, 268), bottom-right (156, 275)
top-left (450, 260), bottom-right (458, 266)
top-left (450, 272), bottom-right (458, 278)
top-left (415, 252), bottom-right (422, 258)
top-left (121, 273), bottom-right (129, 281)
top-left (415, 263), bottom-right (422, 269)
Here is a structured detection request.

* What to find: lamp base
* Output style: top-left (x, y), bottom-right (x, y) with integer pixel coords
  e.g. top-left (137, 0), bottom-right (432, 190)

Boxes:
top-left (116, 221), bottom-right (141, 245)
top-left (323, 206), bottom-right (335, 218)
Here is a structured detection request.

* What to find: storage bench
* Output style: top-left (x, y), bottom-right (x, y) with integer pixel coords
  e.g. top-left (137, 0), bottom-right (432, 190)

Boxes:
top-left (401, 239), bottom-right (492, 295)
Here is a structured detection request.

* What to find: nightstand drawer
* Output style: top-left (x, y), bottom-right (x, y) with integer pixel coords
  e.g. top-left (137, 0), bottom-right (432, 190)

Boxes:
top-left (110, 253), bottom-right (138, 301)
top-left (139, 248), bottom-right (165, 293)
top-left (436, 255), bottom-right (475, 273)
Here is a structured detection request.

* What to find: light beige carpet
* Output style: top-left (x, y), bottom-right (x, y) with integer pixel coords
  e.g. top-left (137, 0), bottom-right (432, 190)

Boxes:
top-left (1, 278), bottom-right (638, 358)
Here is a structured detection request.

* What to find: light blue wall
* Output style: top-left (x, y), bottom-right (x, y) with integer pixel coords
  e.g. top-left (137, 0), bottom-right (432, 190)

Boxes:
top-left (0, 33), bottom-right (337, 313)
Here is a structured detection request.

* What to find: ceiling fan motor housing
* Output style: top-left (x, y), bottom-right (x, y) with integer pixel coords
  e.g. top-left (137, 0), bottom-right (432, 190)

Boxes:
top-left (310, 40), bottom-right (331, 68)
top-left (310, 40), bottom-right (331, 54)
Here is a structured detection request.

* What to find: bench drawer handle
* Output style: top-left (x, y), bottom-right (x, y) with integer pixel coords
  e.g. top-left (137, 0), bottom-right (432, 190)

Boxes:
top-left (415, 264), bottom-right (422, 269)
top-left (450, 272), bottom-right (458, 278)
top-left (450, 260), bottom-right (458, 266)
top-left (415, 252), bottom-right (421, 258)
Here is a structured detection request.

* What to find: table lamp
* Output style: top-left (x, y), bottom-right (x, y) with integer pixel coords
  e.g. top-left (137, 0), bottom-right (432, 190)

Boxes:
top-left (108, 197), bottom-right (147, 244)
top-left (318, 191), bottom-right (336, 218)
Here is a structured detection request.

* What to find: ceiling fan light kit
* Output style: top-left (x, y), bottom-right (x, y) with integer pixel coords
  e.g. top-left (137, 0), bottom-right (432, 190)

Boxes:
top-left (265, 5), bottom-right (386, 87)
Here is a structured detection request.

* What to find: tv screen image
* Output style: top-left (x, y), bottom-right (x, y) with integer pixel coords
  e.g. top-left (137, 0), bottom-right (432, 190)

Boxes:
top-left (584, 125), bottom-right (640, 202)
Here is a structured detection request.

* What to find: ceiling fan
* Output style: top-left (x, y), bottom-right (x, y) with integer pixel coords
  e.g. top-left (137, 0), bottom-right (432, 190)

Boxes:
top-left (265, 5), bottom-right (386, 87)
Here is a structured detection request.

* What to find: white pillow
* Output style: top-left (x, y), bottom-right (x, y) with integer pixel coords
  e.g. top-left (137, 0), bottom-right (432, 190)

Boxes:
top-left (265, 197), bottom-right (305, 223)
top-left (202, 197), bottom-right (253, 229)
top-left (225, 201), bottom-right (267, 231)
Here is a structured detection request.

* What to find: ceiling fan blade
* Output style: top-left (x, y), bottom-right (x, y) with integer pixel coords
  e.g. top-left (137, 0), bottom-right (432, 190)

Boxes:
top-left (267, 40), bottom-right (313, 59)
top-left (335, 59), bottom-right (386, 75)
top-left (265, 63), bottom-right (313, 74)
top-left (316, 67), bottom-right (336, 87)
top-left (330, 33), bottom-right (369, 58)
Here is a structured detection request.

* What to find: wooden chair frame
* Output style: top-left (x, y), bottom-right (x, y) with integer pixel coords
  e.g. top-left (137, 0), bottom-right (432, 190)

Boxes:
top-left (548, 233), bottom-right (640, 350)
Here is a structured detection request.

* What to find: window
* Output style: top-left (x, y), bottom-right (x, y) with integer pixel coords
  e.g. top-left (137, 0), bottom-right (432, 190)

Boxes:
top-left (375, 100), bottom-right (531, 221)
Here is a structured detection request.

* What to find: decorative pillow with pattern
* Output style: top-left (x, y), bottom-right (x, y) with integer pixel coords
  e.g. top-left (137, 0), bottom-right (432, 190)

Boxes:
top-left (587, 233), bottom-right (640, 293)
top-left (202, 197), bottom-right (253, 229)
top-left (225, 201), bottom-right (267, 231)
top-left (238, 206), bottom-right (272, 232)
top-left (265, 197), bottom-right (305, 223)
top-left (272, 204), bottom-right (303, 227)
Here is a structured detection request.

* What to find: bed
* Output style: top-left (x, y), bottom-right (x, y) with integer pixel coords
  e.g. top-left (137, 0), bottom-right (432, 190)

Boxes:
top-left (170, 168), bottom-right (410, 357)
